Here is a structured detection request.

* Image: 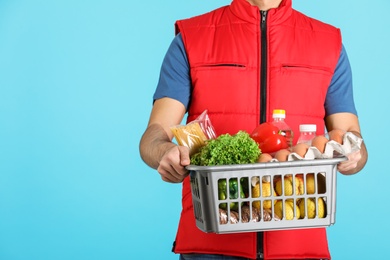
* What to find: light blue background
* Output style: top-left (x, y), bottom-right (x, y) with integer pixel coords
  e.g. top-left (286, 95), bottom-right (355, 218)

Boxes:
top-left (0, 0), bottom-right (386, 259)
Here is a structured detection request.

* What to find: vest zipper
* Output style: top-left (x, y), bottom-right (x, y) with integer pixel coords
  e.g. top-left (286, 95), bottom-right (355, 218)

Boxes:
top-left (260, 10), bottom-right (268, 124)
top-left (257, 11), bottom-right (268, 259)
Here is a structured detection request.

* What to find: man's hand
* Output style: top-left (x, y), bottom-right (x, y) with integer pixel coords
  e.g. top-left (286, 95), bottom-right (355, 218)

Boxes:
top-left (139, 97), bottom-right (189, 182)
top-left (337, 149), bottom-right (362, 174)
top-left (157, 145), bottom-right (190, 183)
top-left (325, 113), bottom-right (368, 175)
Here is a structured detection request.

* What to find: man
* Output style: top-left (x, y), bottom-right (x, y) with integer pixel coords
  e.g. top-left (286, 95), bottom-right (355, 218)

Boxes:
top-left (139, 0), bottom-right (368, 259)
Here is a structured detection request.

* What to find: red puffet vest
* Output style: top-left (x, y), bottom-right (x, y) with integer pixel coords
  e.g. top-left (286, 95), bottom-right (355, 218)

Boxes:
top-left (173, 0), bottom-right (341, 259)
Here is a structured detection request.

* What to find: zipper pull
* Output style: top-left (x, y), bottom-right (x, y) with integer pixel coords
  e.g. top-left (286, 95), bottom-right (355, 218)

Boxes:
top-left (261, 10), bottom-right (267, 24)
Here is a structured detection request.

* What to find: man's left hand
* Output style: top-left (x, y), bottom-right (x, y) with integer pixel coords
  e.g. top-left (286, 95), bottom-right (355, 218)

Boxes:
top-left (337, 150), bottom-right (362, 173)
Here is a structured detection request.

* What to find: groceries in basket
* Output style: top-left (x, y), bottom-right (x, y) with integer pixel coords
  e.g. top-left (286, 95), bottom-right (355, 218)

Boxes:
top-left (217, 173), bottom-right (327, 225)
top-left (184, 111), bottom-right (363, 233)
top-left (184, 123), bottom-right (362, 166)
top-left (172, 108), bottom-right (363, 165)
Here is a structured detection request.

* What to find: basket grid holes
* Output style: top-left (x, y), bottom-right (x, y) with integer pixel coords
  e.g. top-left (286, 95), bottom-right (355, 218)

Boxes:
top-left (216, 172), bottom-right (328, 222)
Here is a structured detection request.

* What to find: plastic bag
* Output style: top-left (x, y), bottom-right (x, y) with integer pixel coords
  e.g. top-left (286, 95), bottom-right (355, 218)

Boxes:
top-left (170, 110), bottom-right (216, 156)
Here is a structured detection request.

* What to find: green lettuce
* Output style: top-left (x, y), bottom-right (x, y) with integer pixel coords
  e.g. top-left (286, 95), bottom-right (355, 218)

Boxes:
top-left (190, 131), bottom-right (261, 166)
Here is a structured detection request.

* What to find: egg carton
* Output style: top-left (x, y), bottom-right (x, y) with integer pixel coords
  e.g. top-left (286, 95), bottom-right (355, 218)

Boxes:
top-left (277, 132), bottom-right (363, 162)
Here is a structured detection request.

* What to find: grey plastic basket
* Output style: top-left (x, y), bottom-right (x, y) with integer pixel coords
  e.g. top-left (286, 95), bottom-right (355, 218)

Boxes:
top-left (187, 157), bottom-right (346, 234)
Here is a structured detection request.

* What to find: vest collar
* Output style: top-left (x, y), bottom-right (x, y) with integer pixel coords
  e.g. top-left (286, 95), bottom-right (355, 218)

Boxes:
top-left (230, 0), bottom-right (292, 25)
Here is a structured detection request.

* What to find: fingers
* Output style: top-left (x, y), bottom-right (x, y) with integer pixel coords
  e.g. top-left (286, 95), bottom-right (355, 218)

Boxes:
top-left (178, 146), bottom-right (191, 166)
top-left (337, 160), bottom-right (357, 172)
top-left (337, 150), bottom-right (361, 173)
top-left (158, 161), bottom-right (189, 183)
top-left (157, 146), bottom-right (190, 183)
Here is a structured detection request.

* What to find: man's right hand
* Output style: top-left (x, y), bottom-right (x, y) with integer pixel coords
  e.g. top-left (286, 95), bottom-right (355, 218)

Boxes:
top-left (157, 145), bottom-right (190, 183)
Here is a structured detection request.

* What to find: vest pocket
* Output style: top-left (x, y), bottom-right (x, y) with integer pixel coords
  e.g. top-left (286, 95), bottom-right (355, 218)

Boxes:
top-left (271, 63), bottom-right (332, 118)
top-left (194, 63), bottom-right (247, 70)
top-left (281, 64), bottom-right (332, 75)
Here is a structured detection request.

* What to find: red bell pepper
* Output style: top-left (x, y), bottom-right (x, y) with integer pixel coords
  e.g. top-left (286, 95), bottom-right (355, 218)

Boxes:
top-left (250, 122), bottom-right (288, 154)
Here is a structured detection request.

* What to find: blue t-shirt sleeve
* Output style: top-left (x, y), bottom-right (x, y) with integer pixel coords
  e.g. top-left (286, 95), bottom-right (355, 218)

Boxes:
top-left (325, 45), bottom-right (357, 116)
top-left (153, 33), bottom-right (191, 109)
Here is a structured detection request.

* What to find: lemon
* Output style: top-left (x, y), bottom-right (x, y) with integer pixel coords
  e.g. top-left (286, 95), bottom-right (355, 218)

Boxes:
top-left (299, 198), bottom-right (314, 219)
top-left (275, 175), bottom-right (304, 196)
top-left (306, 173), bottom-right (327, 194)
top-left (274, 200), bottom-right (299, 220)
top-left (252, 181), bottom-right (274, 209)
top-left (274, 200), bottom-right (284, 219)
top-left (275, 177), bottom-right (292, 196)
top-left (262, 182), bottom-right (272, 197)
top-left (252, 182), bottom-right (261, 210)
top-left (306, 174), bottom-right (316, 194)
top-left (262, 182), bottom-right (273, 209)
top-left (298, 198), bottom-right (326, 219)
top-left (317, 197), bottom-right (326, 218)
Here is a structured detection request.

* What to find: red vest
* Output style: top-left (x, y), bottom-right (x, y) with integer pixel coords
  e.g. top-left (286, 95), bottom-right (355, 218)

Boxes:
top-left (174, 0), bottom-right (341, 259)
